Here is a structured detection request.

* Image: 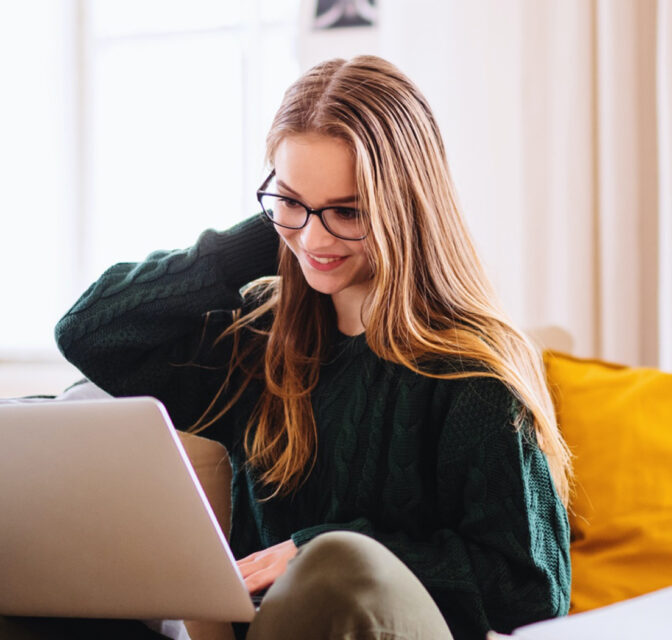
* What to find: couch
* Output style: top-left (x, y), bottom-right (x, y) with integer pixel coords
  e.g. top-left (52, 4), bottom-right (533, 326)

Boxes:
top-left (4, 331), bottom-right (672, 640)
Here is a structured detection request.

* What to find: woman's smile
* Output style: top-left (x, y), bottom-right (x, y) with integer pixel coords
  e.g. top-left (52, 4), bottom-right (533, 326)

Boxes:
top-left (305, 251), bottom-right (349, 270)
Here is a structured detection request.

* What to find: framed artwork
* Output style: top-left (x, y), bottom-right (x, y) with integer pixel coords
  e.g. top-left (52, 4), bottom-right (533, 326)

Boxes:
top-left (313, 0), bottom-right (377, 30)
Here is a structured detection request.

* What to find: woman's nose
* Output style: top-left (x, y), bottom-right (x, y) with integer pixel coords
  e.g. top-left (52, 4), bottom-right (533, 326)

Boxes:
top-left (300, 213), bottom-right (334, 248)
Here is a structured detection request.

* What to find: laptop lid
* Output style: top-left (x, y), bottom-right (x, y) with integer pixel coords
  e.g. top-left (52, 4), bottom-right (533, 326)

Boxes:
top-left (0, 396), bottom-right (255, 622)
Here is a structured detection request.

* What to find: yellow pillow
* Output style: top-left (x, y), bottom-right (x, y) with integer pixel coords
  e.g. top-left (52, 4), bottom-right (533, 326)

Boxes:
top-left (543, 351), bottom-right (672, 613)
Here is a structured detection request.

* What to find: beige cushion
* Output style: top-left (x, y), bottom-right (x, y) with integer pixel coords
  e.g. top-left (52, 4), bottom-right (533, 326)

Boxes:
top-left (177, 431), bottom-right (232, 537)
top-left (177, 431), bottom-right (236, 640)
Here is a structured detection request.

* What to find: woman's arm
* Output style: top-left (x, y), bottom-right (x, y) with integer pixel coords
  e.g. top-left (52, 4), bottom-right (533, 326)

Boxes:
top-left (55, 215), bottom-right (279, 428)
top-left (289, 379), bottom-right (571, 639)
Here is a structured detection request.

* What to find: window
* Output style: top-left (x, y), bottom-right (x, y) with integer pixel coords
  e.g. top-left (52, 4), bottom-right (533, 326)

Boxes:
top-left (1, 0), bottom-right (300, 360)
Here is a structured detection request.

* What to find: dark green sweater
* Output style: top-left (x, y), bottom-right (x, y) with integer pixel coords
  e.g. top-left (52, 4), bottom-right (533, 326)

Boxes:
top-left (55, 215), bottom-right (570, 640)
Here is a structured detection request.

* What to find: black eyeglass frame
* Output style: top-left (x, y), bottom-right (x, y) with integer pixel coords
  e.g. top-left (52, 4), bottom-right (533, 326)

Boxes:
top-left (256, 170), bottom-right (368, 241)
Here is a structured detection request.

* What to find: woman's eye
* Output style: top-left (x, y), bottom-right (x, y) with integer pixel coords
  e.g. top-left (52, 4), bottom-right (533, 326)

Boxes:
top-left (279, 197), bottom-right (301, 209)
top-left (333, 208), bottom-right (360, 220)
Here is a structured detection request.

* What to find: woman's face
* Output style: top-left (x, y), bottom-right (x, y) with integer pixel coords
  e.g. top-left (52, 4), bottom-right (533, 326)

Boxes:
top-left (272, 134), bottom-right (372, 299)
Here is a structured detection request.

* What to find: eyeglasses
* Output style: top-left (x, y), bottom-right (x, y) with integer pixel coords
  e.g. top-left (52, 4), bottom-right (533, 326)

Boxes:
top-left (256, 170), bottom-right (367, 241)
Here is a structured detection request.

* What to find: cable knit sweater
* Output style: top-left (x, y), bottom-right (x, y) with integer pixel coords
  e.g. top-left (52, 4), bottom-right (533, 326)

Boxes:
top-left (55, 215), bottom-right (570, 640)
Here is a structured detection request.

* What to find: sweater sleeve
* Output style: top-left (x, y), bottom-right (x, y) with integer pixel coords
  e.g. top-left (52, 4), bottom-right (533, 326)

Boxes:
top-left (291, 379), bottom-right (571, 639)
top-left (54, 215), bottom-right (279, 429)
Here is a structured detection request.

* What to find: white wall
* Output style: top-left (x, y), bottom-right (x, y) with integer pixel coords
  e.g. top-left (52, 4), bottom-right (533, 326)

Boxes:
top-left (385, 2), bottom-right (530, 328)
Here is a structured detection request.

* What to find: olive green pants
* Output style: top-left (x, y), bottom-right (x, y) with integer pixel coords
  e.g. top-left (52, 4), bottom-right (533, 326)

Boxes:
top-left (245, 531), bottom-right (454, 640)
top-left (1, 532), bottom-right (453, 640)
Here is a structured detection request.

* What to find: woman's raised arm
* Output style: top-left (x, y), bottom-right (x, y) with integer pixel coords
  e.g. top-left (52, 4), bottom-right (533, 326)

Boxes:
top-left (55, 215), bottom-right (278, 428)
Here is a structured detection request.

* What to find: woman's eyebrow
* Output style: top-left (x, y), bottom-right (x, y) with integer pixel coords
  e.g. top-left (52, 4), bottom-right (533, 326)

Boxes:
top-left (276, 179), bottom-right (358, 206)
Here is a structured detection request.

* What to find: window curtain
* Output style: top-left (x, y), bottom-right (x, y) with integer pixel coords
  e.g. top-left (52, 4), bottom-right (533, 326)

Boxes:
top-left (380, 0), bottom-right (672, 370)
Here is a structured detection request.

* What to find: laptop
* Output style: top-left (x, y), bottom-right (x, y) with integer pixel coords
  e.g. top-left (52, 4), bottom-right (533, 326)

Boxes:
top-left (0, 396), bottom-right (256, 622)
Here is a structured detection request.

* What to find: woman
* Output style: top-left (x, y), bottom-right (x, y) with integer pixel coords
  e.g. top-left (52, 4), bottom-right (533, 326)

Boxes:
top-left (55, 56), bottom-right (571, 640)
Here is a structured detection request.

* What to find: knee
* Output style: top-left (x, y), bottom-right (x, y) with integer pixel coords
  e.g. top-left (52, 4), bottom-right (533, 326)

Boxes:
top-left (285, 531), bottom-right (403, 602)
top-left (298, 530), bottom-right (382, 561)
top-left (250, 532), bottom-right (393, 638)
top-left (248, 532), bottom-right (453, 640)
top-left (295, 531), bottom-right (391, 571)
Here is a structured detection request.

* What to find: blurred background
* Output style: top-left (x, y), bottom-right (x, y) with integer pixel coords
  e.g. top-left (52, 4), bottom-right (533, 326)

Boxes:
top-left (1, 0), bottom-right (671, 396)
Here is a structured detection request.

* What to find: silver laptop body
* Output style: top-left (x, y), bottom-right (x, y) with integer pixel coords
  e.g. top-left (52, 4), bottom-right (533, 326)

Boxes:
top-left (0, 396), bottom-right (255, 622)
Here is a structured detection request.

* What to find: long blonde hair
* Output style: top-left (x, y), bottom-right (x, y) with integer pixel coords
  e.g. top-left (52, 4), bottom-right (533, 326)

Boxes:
top-left (192, 55), bottom-right (572, 505)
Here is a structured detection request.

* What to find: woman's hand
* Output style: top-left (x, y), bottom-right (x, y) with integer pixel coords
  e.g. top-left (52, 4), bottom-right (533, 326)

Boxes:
top-left (236, 539), bottom-right (298, 594)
